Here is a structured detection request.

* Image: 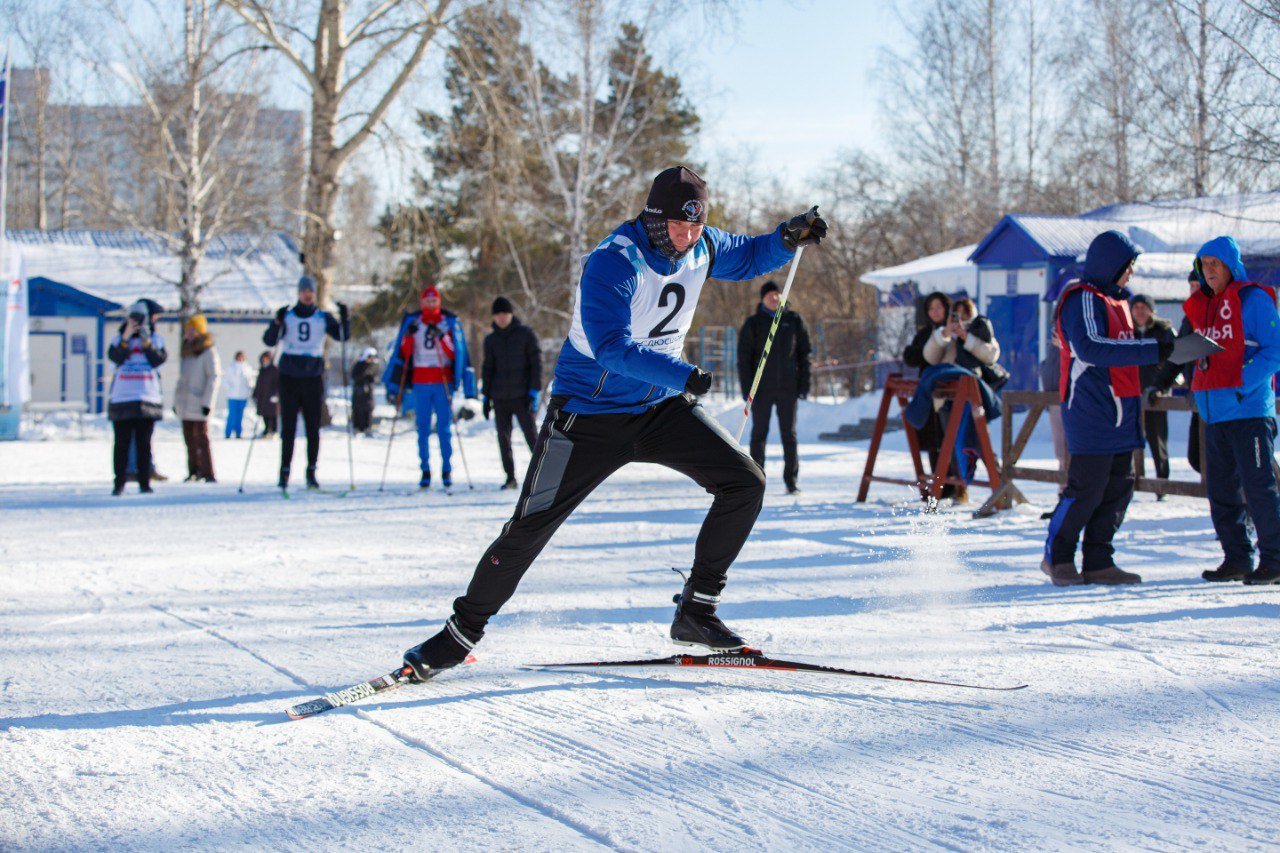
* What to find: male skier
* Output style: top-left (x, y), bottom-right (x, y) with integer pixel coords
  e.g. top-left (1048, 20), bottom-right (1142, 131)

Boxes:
top-left (398, 165), bottom-right (827, 681)
top-left (263, 275), bottom-right (349, 490)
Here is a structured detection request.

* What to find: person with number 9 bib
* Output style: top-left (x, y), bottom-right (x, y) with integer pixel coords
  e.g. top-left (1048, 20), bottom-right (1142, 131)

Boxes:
top-left (382, 285), bottom-right (478, 489)
top-left (397, 165), bottom-right (828, 682)
top-left (262, 275), bottom-right (349, 490)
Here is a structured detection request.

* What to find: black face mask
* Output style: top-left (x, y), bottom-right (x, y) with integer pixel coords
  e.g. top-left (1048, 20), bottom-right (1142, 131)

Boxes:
top-left (641, 212), bottom-right (691, 262)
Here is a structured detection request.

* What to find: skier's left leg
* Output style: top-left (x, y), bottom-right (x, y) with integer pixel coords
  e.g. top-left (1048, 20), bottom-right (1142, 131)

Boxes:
top-left (433, 385), bottom-right (453, 481)
top-left (635, 395), bottom-right (765, 643)
top-left (299, 376), bottom-right (323, 484)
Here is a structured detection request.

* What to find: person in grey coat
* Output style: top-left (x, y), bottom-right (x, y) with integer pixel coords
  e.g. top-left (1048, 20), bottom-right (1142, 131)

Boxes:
top-left (175, 314), bottom-right (222, 482)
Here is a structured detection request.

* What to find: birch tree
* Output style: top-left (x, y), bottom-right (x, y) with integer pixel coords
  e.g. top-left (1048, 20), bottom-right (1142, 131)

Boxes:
top-left (90, 0), bottom-right (272, 316)
top-left (225, 0), bottom-right (453, 305)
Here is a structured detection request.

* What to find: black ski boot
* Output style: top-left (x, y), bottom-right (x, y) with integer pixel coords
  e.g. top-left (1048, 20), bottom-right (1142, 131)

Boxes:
top-left (670, 580), bottom-right (746, 652)
top-left (403, 617), bottom-right (477, 682)
top-left (278, 466), bottom-right (290, 489)
top-left (305, 467), bottom-right (320, 490)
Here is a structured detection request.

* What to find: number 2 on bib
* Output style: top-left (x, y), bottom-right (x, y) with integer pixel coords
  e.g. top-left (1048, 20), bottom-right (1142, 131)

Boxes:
top-left (649, 283), bottom-right (685, 337)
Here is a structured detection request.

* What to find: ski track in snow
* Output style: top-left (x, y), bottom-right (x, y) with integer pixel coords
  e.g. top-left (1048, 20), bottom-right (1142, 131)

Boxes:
top-left (2, 409), bottom-right (1280, 850)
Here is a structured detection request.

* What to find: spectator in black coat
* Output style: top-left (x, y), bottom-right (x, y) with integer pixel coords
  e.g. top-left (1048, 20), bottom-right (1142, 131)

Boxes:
top-left (351, 348), bottom-right (379, 434)
top-left (1149, 273), bottom-right (1203, 474)
top-left (902, 292), bottom-right (955, 496)
top-left (252, 351), bottom-right (280, 437)
top-left (738, 280), bottom-right (811, 494)
top-left (482, 296), bottom-right (542, 489)
top-left (903, 291), bottom-right (951, 370)
top-left (1130, 293), bottom-right (1177, 491)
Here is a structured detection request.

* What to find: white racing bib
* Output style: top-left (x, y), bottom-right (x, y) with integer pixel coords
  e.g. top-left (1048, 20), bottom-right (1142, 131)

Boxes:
top-left (568, 234), bottom-right (710, 360)
top-left (280, 309), bottom-right (328, 358)
top-left (412, 323), bottom-right (453, 369)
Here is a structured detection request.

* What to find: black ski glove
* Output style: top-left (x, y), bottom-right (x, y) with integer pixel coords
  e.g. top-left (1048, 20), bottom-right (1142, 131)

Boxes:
top-left (406, 321), bottom-right (420, 338)
top-left (685, 368), bottom-right (713, 397)
top-left (274, 306), bottom-right (287, 325)
top-left (336, 301), bottom-right (349, 322)
top-left (202, 406), bottom-right (210, 416)
top-left (1157, 336), bottom-right (1175, 363)
top-left (780, 205), bottom-right (828, 250)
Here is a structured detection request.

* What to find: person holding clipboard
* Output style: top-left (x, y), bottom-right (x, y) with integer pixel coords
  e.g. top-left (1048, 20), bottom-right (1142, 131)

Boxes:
top-left (1183, 236), bottom-right (1280, 585)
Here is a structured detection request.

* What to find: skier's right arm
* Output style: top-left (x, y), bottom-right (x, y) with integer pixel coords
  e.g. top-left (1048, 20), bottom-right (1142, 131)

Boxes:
top-left (1060, 291), bottom-right (1158, 367)
top-left (581, 251), bottom-right (695, 390)
top-left (263, 307), bottom-right (286, 346)
top-left (107, 335), bottom-right (129, 365)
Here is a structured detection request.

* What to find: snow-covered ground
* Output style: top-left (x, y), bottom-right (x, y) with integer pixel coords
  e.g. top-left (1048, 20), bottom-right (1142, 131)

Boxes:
top-left (2, 400), bottom-right (1278, 850)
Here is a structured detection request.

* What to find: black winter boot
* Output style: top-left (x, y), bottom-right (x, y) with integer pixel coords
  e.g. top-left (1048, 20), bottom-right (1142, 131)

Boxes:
top-left (1202, 562), bottom-right (1249, 582)
top-left (278, 466), bottom-right (290, 489)
top-left (670, 580), bottom-right (746, 651)
top-left (1244, 565), bottom-right (1280, 585)
top-left (403, 617), bottom-right (478, 682)
top-left (305, 467), bottom-right (320, 489)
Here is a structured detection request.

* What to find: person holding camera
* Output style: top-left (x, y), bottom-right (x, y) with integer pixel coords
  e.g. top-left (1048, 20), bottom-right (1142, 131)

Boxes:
top-left (738, 279), bottom-right (811, 495)
top-left (175, 314), bottom-right (222, 483)
top-left (482, 296), bottom-right (541, 490)
top-left (904, 291), bottom-right (956, 497)
top-left (263, 275), bottom-right (349, 490)
top-left (107, 300), bottom-right (168, 495)
top-left (922, 297), bottom-right (1001, 502)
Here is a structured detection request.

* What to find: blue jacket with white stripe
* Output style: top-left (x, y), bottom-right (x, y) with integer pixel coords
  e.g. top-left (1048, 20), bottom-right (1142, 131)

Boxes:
top-left (1058, 231), bottom-right (1160, 455)
top-left (553, 217), bottom-right (794, 414)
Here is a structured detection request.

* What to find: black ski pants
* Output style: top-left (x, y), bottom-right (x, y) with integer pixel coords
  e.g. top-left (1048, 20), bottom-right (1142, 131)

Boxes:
top-left (113, 418), bottom-right (155, 488)
top-left (1045, 451), bottom-right (1135, 570)
top-left (1206, 417), bottom-right (1280, 569)
top-left (1142, 410), bottom-right (1170, 480)
top-left (451, 394), bottom-right (766, 639)
top-left (493, 396), bottom-right (537, 479)
top-left (749, 391), bottom-right (799, 489)
top-left (280, 374), bottom-right (323, 472)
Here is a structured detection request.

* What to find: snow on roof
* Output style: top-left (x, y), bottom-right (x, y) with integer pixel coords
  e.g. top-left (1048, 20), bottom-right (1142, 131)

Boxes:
top-left (1128, 252), bottom-right (1198, 301)
top-left (1005, 215), bottom-right (1137, 259)
top-left (860, 244), bottom-right (978, 293)
top-left (7, 229), bottom-right (302, 314)
top-left (1083, 192), bottom-right (1280, 255)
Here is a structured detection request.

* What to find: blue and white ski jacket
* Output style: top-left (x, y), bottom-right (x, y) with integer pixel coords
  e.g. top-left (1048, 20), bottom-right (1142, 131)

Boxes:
top-left (554, 217), bottom-right (794, 414)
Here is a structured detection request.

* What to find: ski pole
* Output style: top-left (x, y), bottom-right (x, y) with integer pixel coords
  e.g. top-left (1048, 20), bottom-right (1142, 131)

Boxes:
top-left (438, 372), bottom-right (475, 490)
top-left (237, 424), bottom-right (260, 493)
top-left (736, 245), bottom-right (806, 442)
top-left (378, 364), bottom-right (412, 492)
top-left (341, 329), bottom-right (355, 491)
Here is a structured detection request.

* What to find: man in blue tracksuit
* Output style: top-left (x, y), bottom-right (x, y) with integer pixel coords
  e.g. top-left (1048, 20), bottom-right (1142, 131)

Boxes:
top-left (1184, 236), bottom-right (1280, 584)
top-left (398, 166), bottom-right (827, 679)
top-left (383, 285), bottom-right (478, 489)
top-left (1041, 231), bottom-right (1171, 586)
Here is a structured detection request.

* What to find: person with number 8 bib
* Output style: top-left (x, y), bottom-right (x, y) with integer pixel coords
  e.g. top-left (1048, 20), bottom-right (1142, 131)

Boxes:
top-left (382, 285), bottom-right (478, 489)
top-left (263, 275), bottom-right (350, 490)
top-left (398, 165), bottom-right (828, 682)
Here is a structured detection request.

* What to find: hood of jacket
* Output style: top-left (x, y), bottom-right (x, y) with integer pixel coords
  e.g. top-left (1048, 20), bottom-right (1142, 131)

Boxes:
top-left (1197, 235), bottom-right (1248, 282)
top-left (181, 332), bottom-right (215, 358)
top-left (1084, 230), bottom-right (1140, 292)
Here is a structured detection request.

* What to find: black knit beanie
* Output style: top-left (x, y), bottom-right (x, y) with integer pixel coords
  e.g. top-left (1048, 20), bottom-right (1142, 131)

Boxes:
top-left (641, 166), bottom-right (709, 262)
top-left (491, 296), bottom-right (514, 315)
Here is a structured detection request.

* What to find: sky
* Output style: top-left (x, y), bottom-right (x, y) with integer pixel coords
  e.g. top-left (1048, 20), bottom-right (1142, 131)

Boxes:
top-left (354, 0), bottom-right (908, 207)
top-left (679, 0), bottom-right (904, 193)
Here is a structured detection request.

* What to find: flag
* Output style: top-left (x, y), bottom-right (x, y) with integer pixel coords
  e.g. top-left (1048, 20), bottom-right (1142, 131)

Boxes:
top-left (3, 248), bottom-right (29, 409)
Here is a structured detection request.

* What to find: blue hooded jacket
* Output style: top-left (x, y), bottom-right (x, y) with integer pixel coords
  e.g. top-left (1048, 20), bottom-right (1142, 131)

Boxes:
top-left (1058, 230), bottom-right (1160, 455)
top-left (1190, 236), bottom-right (1280, 424)
top-left (382, 309), bottom-right (477, 398)
top-left (553, 217), bottom-right (793, 414)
